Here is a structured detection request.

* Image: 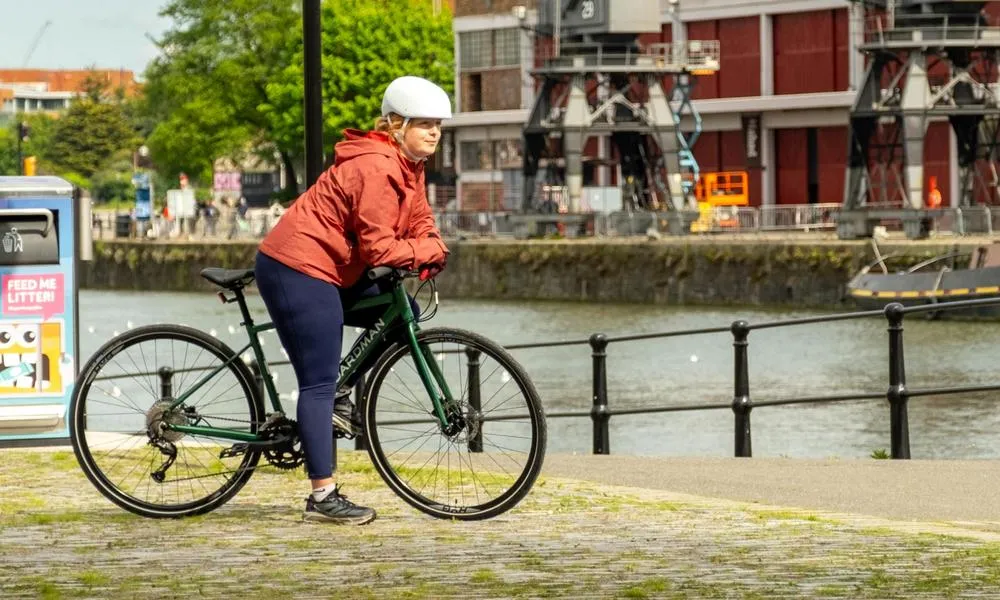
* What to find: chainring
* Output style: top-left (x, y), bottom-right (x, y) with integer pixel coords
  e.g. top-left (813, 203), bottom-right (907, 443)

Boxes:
top-left (260, 417), bottom-right (305, 470)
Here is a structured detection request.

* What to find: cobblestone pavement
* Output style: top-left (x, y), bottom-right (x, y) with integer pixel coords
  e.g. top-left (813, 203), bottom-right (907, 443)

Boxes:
top-left (2, 449), bottom-right (998, 599)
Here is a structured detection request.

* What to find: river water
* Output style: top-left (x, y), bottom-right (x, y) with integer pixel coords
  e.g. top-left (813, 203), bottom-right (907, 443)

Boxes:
top-left (78, 289), bottom-right (1000, 460)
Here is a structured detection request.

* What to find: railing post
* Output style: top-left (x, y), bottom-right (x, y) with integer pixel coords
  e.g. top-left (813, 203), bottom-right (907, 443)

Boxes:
top-left (353, 374), bottom-right (367, 451)
top-left (158, 366), bottom-right (173, 399)
top-left (464, 348), bottom-right (484, 452)
top-left (731, 320), bottom-right (753, 457)
top-left (884, 302), bottom-right (911, 459)
top-left (589, 333), bottom-right (610, 455)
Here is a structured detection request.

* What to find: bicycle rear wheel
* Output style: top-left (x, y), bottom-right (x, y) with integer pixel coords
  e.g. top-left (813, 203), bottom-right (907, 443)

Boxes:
top-left (363, 327), bottom-right (546, 520)
top-left (70, 325), bottom-right (264, 518)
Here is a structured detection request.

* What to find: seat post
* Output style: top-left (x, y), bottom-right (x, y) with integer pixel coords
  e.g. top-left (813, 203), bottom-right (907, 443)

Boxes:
top-left (232, 287), bottom-right (255, 329)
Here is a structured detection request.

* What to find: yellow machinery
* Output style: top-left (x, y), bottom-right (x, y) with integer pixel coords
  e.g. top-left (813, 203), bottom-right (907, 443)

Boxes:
top-left (691, 171), bottom-right (749, 232)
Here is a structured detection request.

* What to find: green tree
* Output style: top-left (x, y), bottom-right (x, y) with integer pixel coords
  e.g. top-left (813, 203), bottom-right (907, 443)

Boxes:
top-left (263, 0), bottom-right (454, 166)
top-left (142, 0), bottom-right (300, 187)
top-left (0, 125), bottom-right (18, 176)
top-left (46, 92), bottom-right (139, 178)
top-left (144, 0), bottom-right (453, 196)
top-left (0, 113), bottom-right (57, 176)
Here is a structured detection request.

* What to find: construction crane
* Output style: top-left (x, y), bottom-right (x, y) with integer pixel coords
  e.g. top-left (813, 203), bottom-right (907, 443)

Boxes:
top-left (22, 20), bottom-right (52, 68)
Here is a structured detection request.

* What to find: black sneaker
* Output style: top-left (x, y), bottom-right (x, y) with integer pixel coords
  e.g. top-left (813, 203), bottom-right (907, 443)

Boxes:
top-left (332, 388), bottom-right (361, 436)
top-left (303, 485), bottom-right (376, 525)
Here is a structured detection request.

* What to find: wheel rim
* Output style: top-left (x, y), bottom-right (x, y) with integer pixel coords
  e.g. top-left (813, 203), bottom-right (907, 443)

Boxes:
top-left (73, 329), bottom-right (260, 515)
top-left (366, 331), bottom-right (543, 517)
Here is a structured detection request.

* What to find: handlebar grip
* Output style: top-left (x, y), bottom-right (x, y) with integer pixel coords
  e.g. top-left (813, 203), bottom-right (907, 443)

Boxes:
top-left (367, 266), bottom-right (395, 280)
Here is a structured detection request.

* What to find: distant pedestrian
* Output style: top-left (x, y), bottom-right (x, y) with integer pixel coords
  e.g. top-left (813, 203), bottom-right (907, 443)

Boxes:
top-left (203, 200), bottom-right (219, 237)
top-left (224, 198), bottom-right (239, 240)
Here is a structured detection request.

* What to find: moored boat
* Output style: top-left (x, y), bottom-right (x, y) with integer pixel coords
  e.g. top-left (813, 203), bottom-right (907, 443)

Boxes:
top-left (847, 241), bottom-right (1000, 319)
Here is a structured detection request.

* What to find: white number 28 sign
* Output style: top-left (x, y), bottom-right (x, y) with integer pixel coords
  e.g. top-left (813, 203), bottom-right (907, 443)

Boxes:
top-left (581, 0), bottom-right (596, 20)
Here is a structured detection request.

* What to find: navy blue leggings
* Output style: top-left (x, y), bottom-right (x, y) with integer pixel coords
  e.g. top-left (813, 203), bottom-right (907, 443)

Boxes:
top-left (254, 251), bottom-right (418, 479)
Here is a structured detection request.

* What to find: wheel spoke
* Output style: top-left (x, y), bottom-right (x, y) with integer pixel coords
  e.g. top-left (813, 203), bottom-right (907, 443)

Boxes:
top-left (72, 326), bottom-right (262, 518)
top-left (365, 328), bottom-right (545, 520)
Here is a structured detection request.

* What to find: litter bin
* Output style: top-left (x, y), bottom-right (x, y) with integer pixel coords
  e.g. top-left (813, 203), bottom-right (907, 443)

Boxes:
top-left (115, 214), bottom-right (131, 239)
top-left (0, 176), bottom-right (84, 446)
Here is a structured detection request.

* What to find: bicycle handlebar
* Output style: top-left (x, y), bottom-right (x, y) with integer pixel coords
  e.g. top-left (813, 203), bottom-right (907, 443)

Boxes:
top-left (367, 266), bottom-right (416, 281)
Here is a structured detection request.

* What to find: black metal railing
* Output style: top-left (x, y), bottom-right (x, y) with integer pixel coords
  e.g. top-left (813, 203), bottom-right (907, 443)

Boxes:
top-left (141, 296), bottom-right (1000, 459)
top-left (348, 296), bottom-right (1000, 458)
top-left (502, 296), bottom-right (1000, 459)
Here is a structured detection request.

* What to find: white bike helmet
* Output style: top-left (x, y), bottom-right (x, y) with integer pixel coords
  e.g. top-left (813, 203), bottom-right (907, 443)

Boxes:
top-left (381, 76), bottom-right (453, 120)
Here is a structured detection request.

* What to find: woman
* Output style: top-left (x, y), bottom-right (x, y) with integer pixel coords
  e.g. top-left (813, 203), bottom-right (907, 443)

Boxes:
top-left (254, 76), bottom-right (451, 525)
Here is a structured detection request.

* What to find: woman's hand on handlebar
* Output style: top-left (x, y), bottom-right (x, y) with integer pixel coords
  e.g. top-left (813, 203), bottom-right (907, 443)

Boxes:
top-left (419, 264), bottom-right (444, 281)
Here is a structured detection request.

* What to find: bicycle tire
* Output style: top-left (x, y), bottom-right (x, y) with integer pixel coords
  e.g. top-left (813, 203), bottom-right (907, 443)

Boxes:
top-left (70, 324), bottom-right (264, 518)
top-left (362, 327), bottom-right (546, 520)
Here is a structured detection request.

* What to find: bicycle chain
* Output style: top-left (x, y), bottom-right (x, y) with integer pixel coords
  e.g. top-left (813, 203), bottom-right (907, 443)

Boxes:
top-left (176, 409), bottom-right (305, 470)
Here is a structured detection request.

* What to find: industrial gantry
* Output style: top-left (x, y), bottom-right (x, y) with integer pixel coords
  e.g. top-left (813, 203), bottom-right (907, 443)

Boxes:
top-left (519, 0), bottom-right (720, 234)
top-left (840, 0), bottom-right (1000, 239)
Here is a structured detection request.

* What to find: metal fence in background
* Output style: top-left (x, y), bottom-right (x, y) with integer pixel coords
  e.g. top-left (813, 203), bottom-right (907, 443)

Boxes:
top-left (434, 204), bottom-right (1000, 239)
top-left (92, 208), bottom-right (282, 242)
top-left (92, 203), bottom-right (1000, 241)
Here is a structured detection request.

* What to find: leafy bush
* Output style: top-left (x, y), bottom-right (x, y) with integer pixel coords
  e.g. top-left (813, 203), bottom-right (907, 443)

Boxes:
top-left (91, 171), bottom-right (135, 203)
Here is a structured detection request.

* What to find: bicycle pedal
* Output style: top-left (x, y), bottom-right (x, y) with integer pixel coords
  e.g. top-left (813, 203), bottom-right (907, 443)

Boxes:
top-left (332, 414), bottom-right (361, 439)
top-left (333, 427), bottom-right (357, 440)
top-left (219, 443), bottom-right (249, 459)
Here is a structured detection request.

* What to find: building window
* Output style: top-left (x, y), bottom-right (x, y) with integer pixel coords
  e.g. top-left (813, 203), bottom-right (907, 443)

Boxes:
top-left (460, 139), bottom-right (523, 171)
top-left (494, 139), bottom-right (523, 169)
top-left (459, 28), bottom-right (521, 71)
top-left (463, 73), bottom-right (483, 112)
top-left (494, 29), bottom-right (521, 67)
top-left (460, 141), bottom-right (492, 170)
top-left (459, 30), bottom-right (492, 70)
top-left (502, 169), bottom-right (523, 210)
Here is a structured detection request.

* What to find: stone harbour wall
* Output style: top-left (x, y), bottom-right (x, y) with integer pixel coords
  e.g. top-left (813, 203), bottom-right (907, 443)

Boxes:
top-left (81, 238), bottom-right (982, 309)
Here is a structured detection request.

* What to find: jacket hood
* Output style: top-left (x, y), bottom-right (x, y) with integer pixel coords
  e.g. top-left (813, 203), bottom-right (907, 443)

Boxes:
top-left (333, 129), bottom-right (396, 165)
top-left (334, 129), bottom-right (423, 177)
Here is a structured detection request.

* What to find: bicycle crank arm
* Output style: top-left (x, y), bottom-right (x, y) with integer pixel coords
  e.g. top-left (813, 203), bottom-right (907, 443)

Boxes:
top-left (218, 433), bottom-right (294, 459)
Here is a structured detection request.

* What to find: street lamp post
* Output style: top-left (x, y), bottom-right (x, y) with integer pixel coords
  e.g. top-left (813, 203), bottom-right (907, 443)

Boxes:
top-left (303, 0), bottom-right (324, 189)
top-left (16, 121), bottom-right (29, 176)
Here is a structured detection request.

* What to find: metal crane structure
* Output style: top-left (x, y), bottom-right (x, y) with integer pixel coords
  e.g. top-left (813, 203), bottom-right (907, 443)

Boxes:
top-left (519, 0), bottom-right (720, 235)
top-left (22, 20), bottom-right (53, 68)
top-left (839, 0), bottom-right (1000, 239)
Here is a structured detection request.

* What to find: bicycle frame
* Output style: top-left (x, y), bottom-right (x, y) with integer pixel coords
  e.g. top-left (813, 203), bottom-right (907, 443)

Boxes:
top-left (163, 277), bottom-right (457, 442)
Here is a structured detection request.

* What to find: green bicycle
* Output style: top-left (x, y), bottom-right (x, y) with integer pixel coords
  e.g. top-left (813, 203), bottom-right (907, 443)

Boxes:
top-left (69, 266), bottom-right (546, 520)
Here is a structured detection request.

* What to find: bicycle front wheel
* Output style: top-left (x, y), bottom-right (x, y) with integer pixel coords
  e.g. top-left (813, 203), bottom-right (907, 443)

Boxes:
top-left (363, 327), bottom-right (546, 520)
top-left (70, 325), bottom-right (264, 518)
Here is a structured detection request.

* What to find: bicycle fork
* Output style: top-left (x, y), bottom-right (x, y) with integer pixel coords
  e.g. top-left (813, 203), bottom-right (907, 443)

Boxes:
top-left (403, 326), bottom-right (465, 436)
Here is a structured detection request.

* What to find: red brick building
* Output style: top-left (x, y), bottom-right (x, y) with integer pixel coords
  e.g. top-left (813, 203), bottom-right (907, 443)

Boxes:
top-left (445, 0), bottom-right (1000, 210)
top-left (0, 69), bottom-right (140, 117)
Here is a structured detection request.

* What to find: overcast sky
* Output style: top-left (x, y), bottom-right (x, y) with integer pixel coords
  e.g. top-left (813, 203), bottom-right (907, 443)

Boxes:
top-left (2, 0), bottom-right (171, 77)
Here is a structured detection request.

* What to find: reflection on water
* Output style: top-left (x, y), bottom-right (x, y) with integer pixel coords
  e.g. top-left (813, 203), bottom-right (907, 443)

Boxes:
top-left (79, 290), bottom-right (1000, 459)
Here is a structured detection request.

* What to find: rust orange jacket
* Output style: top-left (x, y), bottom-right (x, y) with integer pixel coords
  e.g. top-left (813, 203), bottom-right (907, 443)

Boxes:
top-left (258, 130), bottom-right (449, 287)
